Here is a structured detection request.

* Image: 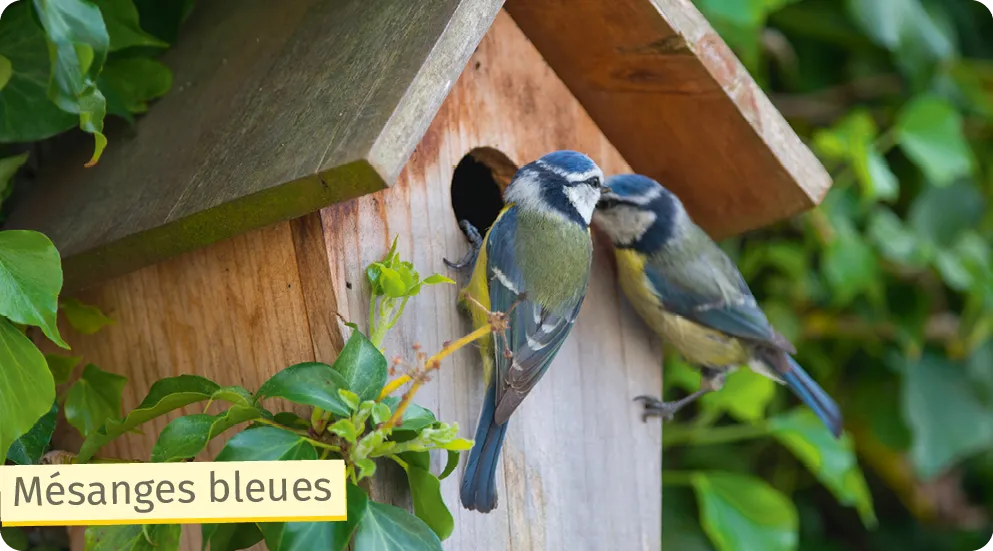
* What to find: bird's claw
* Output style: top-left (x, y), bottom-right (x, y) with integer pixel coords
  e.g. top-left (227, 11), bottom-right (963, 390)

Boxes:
top-left (444, 220), bottom-right (483, 271)
top-left (634, 395), bottom-right (677, 422)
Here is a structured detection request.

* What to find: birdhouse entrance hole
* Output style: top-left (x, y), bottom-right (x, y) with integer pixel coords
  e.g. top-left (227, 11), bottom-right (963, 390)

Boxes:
top-left (450, 147), bottom-right (517, 238)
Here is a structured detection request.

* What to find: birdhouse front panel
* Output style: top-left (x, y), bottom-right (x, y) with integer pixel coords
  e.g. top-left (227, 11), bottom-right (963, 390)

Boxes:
top-left (43, 11), bottom-right (661, 551)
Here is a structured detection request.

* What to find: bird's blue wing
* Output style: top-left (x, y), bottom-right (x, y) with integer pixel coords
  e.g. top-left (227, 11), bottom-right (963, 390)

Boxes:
top-left (485, 208), bottom-right (588, 424)
top-left (643, 248), bottom-right (794, 352)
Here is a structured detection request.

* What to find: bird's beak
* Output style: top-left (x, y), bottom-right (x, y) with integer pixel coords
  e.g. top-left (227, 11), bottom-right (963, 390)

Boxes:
top-left (600, 183), bottom-right (613, 194)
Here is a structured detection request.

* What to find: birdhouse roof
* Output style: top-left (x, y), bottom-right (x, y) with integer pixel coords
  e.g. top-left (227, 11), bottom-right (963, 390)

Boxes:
top-left (8, 0), bottom-right (830, 290)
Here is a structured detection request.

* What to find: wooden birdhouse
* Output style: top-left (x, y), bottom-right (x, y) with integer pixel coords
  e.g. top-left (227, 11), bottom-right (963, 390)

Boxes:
top-left (8, 0), bottom-right (830, 549)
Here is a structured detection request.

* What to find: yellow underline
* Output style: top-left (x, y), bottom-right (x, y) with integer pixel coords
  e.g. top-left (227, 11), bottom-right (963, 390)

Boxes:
top-left (3, 515), bottom-right (348, 527)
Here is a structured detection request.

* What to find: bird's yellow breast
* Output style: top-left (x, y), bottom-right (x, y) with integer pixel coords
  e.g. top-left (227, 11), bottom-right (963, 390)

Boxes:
top-left (614, 248), bottom-right (749, 368)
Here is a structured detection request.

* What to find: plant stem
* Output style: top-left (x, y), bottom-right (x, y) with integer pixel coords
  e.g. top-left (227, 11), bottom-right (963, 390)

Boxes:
top-left (388, 455), bottom-right (409, 470)
top-left (382, 324), bottom-right (493, 430)
top-left (378, 374), bottom-right (412, 401)
top-left (661, 471), bottom-right (697, 486)
top-left (662, 422), bottom-right (769, 448)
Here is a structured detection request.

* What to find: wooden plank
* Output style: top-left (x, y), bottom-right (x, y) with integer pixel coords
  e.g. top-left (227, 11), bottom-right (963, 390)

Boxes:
top-left (43, 218), bottom-right (325, 551)
top-left (7, 0), bottom-right (503, 291)
top-left (316, 12), bottom-right (662, 549)
top-left (505, 0), bottom-right (832, 239)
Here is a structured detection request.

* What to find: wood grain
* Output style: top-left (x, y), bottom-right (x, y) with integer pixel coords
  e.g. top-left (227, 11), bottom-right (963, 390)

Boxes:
top-left (317, 13), bottom-right (662, 549)
top-left (505, 0), bottom-right (832, 240)
top-left (45, 218), bottom-right (327, 551)
top-left (7, 0), bottom-right (503, 291)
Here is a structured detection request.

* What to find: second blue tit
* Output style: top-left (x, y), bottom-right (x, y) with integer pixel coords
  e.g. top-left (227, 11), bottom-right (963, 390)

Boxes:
top-left (454, 151), bottom-right (606, 513)
top-left (593, 174), bottom-right (842, 438)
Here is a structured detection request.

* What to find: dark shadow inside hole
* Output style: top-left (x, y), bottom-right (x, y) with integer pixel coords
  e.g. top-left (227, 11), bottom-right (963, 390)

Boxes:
top-left (450, 147), bottom-right (517, 237)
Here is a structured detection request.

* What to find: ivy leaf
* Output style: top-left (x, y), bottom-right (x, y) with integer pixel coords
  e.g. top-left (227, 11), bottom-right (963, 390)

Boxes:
top-left (439, 450), bottom-right (459, 480)
top-left (0, 230), bottom-right (68, 348)
top-left (691, 472), bottom-right (798, 551)
top-left (84, 524), bottom-right (181, 551)
top-left (353, 500), bottom-right (444, 551)
top-left (329, 419), bottom-right (358, 444)
top-left (332, 330), bottom-right (388, 402)
top-left (903, 354), bottom-right (993, 479)
top-left (0, 153), bottom-right (29, 209)
top-left (0, 318), bottom-right (55, 466)
top-left (847, 0), bottom-right (953, 62)
top-left (99, 56), bottom-right (172, 117)
top-left (201, 523), bottom-right (263, 551)
top-left (867, 207), bottom-right (929, 267)
top-left (908, 181), bottom-right (985, 246)
top-left (259, 484), bottom-right (368, 551)
top-left (7, 402), bottom-right (58, 465)
top-left (216, 426), bottom-right (317, 461)
top-left (0, 3), bottom-right (75, 142)
top-left (93, 0), bottom-right (168, 51)
top-left (403, 464), bottom-right (455, 540)
top-left (76, 374), bottom-right (229, 462)
top-left (812, 110), bottom-right (897, 202)
top-left (257, 362), bottom-right (351, 417)
top-left (45, 353), bottom-right (81, 385)
top-left (151, 406), bottom-right (262, 462)
top-left (381, 397), bottom-right (437, 432)
top-left (896, 95), bottom-right (974, 187)
top-left (422, 274), bottom-right (454, 285)
top-left (32, 0), bottom-right (111, 166)
top-left (769, 409), bottom-right (877, 527)
top-left (61, 297), bottom-right (114, 334)
top-left (65, 364), bottom-right (127, 437)
top-left (821, 230), bottom-right (880, 306)
top-left (701, 369), bottom-right (776, 422)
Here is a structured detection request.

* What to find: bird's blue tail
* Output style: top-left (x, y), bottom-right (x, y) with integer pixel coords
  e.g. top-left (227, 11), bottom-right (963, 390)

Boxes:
top-left (781, 355), bottom-right (844, 438)
top-left (460, 384), bottom-right (509, 513)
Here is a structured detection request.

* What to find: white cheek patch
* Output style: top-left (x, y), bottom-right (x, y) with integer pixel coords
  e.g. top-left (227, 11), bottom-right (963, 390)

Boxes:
top-left (598, 205), bottom-right (656, 245)
top-left (565, 185), bottom-right (600, 224)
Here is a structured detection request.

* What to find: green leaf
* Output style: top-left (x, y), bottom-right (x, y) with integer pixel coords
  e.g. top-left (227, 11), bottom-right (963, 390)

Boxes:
top-left (93, 0), bottom-right (168, 51)
top-left (867, 208), bottom-right (929, 267)
top-left (100, 56), bottom-right (172, 117)
top-left (0, 54), bottom-right (10, 91)
top-left (353, 500), bottom-right (444, 551)
top-left (332, 330), bottom-right (388, 402)
top-left (379, 267), bottom-right (406, 298)
top-left (216, 426), bottom-right (317, 461)
top-left (338, 389), bottom-right (360, 411)
top-left (61, 297), bottom-right (114, 334)
top-left (0, 3), bottom-right (75, 142)
top-left (404, 464), bottom-right (454, 540)
top-left (259, 483), bottom-right (368, 551)
top-left (0, 230), bottom-right (68, 348)
top-left (0, 318), bottom-right (55, 465)
top-left (902, 353), bottom-right (993, 479)
top-left (372, 402), bottom-right (391, 425)
top-left (0, 153), bottom-right (28, 209)
top-left (896, 95), bottom-right (974, 186)
top-left (84, 524), bottom-right (181, 551)
top-left (439, 450), bottom-right (459, 480)
top-left (0, 527), bottom-right (29, 551)
top-left (152, 406), bottom-right (262, 462)
top-left (691, 472), bottom-right (798, 551)
top-left (258, 362), bottom-right (351, 417)
top-left (201, 523), bottom-right (263, 551)
top-left (812, 111), bottom-right (895, 202)
top-left (32, 0), bottom-right (111, 166)
top-left (45, 353), bottom-right (81, 384)
top-left (381, 397), bottom-right (437, 432)
top-left (355, 458), bottom-right (377, 479)
top-left (76, 374), bottom-right (227, 462)
top-left (131, 0), bottom-right (193, 43)
top-left (6, 401), bottom-right (57, 465)
top-left (847, 0), bottom-right (953, 61)
top-left (65, 364), bottom-right (127, 437)
top-left (272, 411), bottom-right (310, 431)
top-left (821, 230), bottom-right (879, 306)
top-left (769, 409), bottom-right (876, 527)
top-left (329, 418), bottom-right (359, 444)
top-left (908, 181), bottom-right (985, 246)
top-left (422, 274), bottom-right (455, 285)
top-left (701, 369), bottom-right (776, 422)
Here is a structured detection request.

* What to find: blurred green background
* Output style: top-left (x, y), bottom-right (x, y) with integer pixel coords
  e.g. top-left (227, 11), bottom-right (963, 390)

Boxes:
top-left (663, 1), bottom-right (993, 550)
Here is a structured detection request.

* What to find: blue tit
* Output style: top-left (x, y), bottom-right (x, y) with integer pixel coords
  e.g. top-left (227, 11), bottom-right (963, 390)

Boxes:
top-left (593, 174), bottom-right (842, 438)
top-left (444, 150), bottom-right (606, 512)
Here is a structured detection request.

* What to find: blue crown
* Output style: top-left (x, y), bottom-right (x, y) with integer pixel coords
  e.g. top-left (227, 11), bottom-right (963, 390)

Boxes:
top-left (538, 150), bottom-right (598, 175)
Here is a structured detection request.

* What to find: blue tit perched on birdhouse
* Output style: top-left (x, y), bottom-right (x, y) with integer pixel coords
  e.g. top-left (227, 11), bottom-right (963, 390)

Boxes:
top-left (593, 174), bottom-right (842, 438)
top-left (445, 150), bottom-right (607, 512)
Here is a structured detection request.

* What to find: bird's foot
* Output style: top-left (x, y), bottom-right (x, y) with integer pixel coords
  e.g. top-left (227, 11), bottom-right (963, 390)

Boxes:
top-left (444, 220), bottom-right (483, 271)
top-left (634, 389), bottom-right (711, 422)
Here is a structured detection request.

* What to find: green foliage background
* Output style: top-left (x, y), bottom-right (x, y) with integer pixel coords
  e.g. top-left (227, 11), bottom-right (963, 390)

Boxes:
top-left (663, 1), bottom-right (993, 550)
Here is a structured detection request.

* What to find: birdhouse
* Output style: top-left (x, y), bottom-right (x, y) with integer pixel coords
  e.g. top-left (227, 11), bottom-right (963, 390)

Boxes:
top-left (8, 1), bottom-right (830, 549)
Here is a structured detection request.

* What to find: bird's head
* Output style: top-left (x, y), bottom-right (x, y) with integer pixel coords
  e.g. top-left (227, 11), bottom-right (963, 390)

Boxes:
top-left (594, 174), bottom-right (686, 251)
top-left (504, 150), bottom-right (606, 227)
